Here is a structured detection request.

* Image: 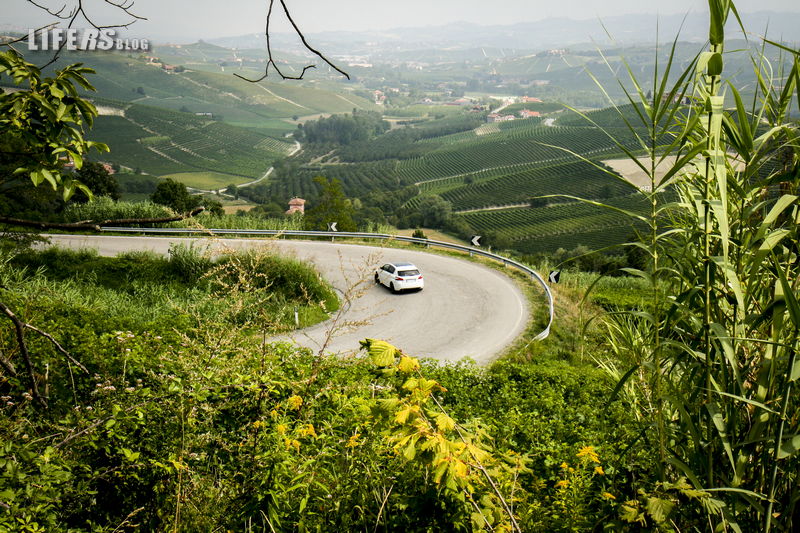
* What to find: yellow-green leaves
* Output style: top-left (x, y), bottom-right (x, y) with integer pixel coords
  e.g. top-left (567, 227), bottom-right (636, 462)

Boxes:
top-left (398, 355), bottom-right (420, 373)
top-left (360, 338), bottom-right (399, 367)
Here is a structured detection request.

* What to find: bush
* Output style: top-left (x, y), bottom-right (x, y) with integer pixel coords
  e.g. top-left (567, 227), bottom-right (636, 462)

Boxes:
top-left (61, 197), bottom-right (172, 223)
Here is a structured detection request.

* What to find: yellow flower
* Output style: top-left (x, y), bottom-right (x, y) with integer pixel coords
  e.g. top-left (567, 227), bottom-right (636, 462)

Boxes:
top-left (346, 433), bottom-right (362, 448)
top-left (577, 445), bottom-right (600, 463)
top-left (287, 395), bottom-right (303, 411)
top-left (284, 438), bottom-right (301, 451)
top-left (299, 424), bottom-right (317, 438)
top-left (602, 492), bottom-right (616, 500)
top-left (269, 409), bottom-right (278, 419)
top-left (594, 466), bottom-right (605, 475)
top-left (252, 420), bottom-right (265, 429)
top-left (276, 424), bottom-right (288, 435)
top-left (555, 480), bottom-right (569, 489)
top-left (560, 462), bottom-right (569, 470)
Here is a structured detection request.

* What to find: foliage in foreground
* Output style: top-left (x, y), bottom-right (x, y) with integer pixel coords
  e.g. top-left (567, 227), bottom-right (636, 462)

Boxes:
top-left (567, 1), bottom-right (800, 530)
top-left (0, 247), bottom-right (660, 532)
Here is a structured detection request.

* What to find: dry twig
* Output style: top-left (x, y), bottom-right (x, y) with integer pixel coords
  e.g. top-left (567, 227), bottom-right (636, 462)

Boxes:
top-left (235, 0), bottom-right (349, 82)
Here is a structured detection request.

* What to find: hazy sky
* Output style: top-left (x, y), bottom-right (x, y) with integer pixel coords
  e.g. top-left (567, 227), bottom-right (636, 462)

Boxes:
top-left (5, 0), bottom-right (800, 40)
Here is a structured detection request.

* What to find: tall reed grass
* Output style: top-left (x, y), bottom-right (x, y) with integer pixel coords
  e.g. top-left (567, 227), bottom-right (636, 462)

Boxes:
top-left (570, 2), bottom-right (799, 529)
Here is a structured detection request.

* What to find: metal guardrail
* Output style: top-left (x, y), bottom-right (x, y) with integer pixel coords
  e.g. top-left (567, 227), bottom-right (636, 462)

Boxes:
top-left (101, 227), bottom-right (553, 340)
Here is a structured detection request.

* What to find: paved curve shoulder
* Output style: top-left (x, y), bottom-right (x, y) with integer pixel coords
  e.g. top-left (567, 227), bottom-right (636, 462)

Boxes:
top-left (45, 235), bottom-right (529, 364)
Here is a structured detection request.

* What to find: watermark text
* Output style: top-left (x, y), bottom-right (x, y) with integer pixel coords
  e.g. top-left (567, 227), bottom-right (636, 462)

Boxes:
top-left (28, 29), bottom-right (149, 52)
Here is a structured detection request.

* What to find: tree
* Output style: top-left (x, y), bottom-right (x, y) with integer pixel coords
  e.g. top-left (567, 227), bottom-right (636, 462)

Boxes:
top-left (417, 195), bottom-right (452, 229)
top-left (150, 179), bottom-right (200, 213)
top-left (303, 176), bottom-right (356, 232)
top-left (0, 50), bottom-right (108, 201)
top-left (71, 161), bottom-right (120, 203)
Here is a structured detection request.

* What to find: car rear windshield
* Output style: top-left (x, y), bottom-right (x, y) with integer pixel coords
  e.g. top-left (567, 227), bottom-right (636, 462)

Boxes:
top-left (398, 269), bottom-right (420, 276)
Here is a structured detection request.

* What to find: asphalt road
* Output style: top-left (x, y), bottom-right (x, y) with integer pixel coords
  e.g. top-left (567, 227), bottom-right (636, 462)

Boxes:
top-left (45, 235), bottom-right (529, 363)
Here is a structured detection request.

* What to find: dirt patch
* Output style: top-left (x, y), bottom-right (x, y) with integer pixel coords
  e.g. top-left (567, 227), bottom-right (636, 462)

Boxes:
top-left (223, 205), bottom-right (256, 215)
top-left (603, 156), bottom-right (680, 190)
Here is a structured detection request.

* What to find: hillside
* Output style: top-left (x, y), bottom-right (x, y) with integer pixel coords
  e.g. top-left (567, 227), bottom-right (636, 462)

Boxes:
top-left (262, 105), bottom-right (648, 253)
top-left (88, 103), bottom-right (295, 187)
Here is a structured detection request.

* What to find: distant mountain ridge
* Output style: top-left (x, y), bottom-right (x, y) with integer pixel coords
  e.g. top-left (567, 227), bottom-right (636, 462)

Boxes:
top-left (208, 11), bottom-right (800, 52)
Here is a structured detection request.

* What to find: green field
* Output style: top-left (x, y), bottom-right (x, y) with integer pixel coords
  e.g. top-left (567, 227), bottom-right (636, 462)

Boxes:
top-left (161, 172), bottom-right (253, 189)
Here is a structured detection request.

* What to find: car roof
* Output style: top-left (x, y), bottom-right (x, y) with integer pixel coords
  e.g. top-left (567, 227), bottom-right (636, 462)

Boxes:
top-left (390, 262), bottom-right (418, 269)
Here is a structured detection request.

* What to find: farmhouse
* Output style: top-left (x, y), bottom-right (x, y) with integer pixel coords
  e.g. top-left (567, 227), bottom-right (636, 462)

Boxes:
top-left (286, 197), bottom-right (306, 215)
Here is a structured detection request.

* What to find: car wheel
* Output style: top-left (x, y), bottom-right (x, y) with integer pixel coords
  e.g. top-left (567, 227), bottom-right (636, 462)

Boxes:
top-left (389, 282), bottom-right (397, 293)
top-left (374, 273), bottom-right (379, 284)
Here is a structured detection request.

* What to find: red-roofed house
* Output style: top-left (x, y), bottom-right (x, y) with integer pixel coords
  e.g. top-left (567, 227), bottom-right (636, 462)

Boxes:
top-left (286, 197), bottom-right (306, 215)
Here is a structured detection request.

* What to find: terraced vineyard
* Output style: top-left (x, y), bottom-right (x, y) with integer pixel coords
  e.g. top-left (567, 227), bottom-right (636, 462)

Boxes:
top-left (91, 104), bottom-right (294, 180)
top-left (459, 195), bottom-right (649, 253)
top-left (397, 126), bottom-right (638, 182)
top-left (438, 161), bottom-right (633, 210)
top-left (267, 161), bottom-right (402, 199)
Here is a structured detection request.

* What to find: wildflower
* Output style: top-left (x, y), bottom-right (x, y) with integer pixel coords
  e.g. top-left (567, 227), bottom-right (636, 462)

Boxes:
top-left (284, 438), bottom-right (301, 451)
top-left (555, 480), bottom-right (569, 489)
top-left (252, 420), bottom-right (265, 429)
top-left (560, 462), bottom-right (569, 470)
top-left (269, 409), bottom-right (278, 419)
top-left (276, 424), bottom-right (288, 434)
top-left (602, 492), bottom-right (616, 500)
top-left (577, 445), bottom-right (600, 463)
top-left (346, 433), bottom-right (362, 448)
top-left (594, 466), bottom-right (605, 475)
top-left (299, 424), bottom-right (317, 438)
top-left (287, 395), bottom-right (303, 410)
top-left (22, 392), bottom-right (33, 401)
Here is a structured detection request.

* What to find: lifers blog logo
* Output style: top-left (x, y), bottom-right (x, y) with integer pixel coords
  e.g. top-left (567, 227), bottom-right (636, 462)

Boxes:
top-left (28, 28), bottom-right (150, 51)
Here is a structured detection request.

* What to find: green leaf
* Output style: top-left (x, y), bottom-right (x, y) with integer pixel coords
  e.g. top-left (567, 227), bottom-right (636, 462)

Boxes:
top-left (707, 53), bottom-right (723, 76)
top-left (362, 339), bottom-right (399, 367)
top-left (619, 503), bottom-right (641, 523)
top-left (707, 401), bottom-right (736, 471)
top-left (778, 434), bottom-right (800, 460)
top-left (646, 497), bottom-right (675, 524)
top-left (30, 169), bottom-right (44, 186)
top-left (403, 440), bottom-right (416, 461)
top-left (435, 413), bottom-right (455, 432)
top-left (49, 84), bottom-right (65, 99)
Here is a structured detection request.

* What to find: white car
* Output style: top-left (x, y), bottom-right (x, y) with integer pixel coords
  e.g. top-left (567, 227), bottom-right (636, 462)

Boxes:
top-left (375, 262), bottom-right (424, 293)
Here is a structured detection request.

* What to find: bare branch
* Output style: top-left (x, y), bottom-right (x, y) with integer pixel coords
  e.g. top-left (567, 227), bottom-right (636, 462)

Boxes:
top-left (0, 300), bottom-right (47, 407)
top-left (24, 323), bottom-right (89, 374)
top-left (16, 0), bottom-right (147, 66)
top-left (0, 206), bottom-right (206, 232)
top-left (0, 347), bottom-right (17, 377)
top-left (235, 0), bottom-right (349, 83)
top-left (26, 0), bottom-right (73, 20)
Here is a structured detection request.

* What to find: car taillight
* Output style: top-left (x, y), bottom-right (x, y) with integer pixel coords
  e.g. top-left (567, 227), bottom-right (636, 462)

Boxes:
top-left (418, 275), bottom-right (423, 279)
top-left (395, 277), bottom-right (403, 281)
